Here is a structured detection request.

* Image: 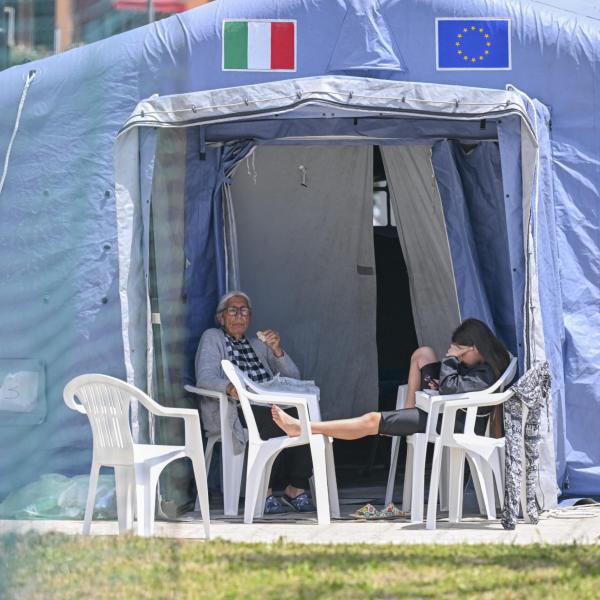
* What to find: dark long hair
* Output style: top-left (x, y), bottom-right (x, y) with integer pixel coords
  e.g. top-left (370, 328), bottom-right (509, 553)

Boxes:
top-left (451, 318), bottom-right (510, 378)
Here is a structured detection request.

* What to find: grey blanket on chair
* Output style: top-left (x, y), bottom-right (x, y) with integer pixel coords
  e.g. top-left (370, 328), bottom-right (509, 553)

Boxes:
top-left (501, 361), bottom-right (552, 530)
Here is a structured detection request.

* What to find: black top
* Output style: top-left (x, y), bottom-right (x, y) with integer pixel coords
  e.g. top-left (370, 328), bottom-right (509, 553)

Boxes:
top-left (438, 356), bottom-right (497, 395)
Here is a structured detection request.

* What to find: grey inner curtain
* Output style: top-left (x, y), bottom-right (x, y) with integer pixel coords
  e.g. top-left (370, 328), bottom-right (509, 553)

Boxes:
top-left (381, 145), bottom-right (461, 359)
top-left (230, 145), bottom-right (378, 419)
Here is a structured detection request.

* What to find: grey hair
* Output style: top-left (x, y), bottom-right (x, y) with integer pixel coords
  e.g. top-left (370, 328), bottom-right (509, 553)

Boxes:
top-left (215, 291), bottom-right (252, 323)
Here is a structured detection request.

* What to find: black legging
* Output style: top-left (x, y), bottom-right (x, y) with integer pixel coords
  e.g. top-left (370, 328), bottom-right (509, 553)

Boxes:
top-left (378, 406), bottom-right (489, 436)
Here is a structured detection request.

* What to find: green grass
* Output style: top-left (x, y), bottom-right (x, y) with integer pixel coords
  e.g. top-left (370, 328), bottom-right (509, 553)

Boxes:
top-left (1, 533), bottom-right (599, 599)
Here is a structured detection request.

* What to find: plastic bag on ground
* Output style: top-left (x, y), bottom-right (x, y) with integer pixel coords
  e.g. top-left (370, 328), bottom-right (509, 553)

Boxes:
top-left (0, 473), bottom-right (117, 519)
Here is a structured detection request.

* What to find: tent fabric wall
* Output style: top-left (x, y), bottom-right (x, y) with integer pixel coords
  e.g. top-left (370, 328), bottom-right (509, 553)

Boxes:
top-left (230, 144), bottom-right (378, 420)
top-left (1, 0), bottom-right (598, 500)
top-left (183, 142), bottom-right (225, 387)
top-left (150, 129), bottom-right (188, 406)
top-left (527, 100), bottom-right (565, 500)
top-left (430, 142), bottom-right (496, 330)
top-left (433, 139), bottom-right (520, 358)
top-left (381, 145), bottom-right (461, 359)
top-left (497, 117), bottom-right (527, 370)
top-left (183, 140), bottom-right (255, 387)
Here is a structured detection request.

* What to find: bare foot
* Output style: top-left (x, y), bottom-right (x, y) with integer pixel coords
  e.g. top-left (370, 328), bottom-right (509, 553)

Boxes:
top-left (271, 405), bottom-right (301, 437)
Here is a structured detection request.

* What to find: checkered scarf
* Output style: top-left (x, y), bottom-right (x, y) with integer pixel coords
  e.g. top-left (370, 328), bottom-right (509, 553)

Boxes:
top-left (223, 330), bottom-right (271, 383)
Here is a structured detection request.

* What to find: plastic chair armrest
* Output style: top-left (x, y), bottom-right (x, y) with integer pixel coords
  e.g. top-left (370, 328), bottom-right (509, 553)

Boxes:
top-left (248, 387), bottom-right (317, 401)
top-left (147, 404), bottom-right (201, 418)
top-left (245, 393), bottom-right (309, 410)
top-left (184, 384), bottom-right (227, 401)
top-left (246, 392), bottom-right (311, 435)
top-left (439, 390), bottom-right (513, 411)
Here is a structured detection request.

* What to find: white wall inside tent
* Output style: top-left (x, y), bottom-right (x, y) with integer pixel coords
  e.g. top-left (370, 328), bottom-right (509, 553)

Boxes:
top-left (114, 76), bottom-right (558, 509)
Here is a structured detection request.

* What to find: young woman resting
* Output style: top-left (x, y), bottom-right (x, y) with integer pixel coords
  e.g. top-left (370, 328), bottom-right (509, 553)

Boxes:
top-left (272, 318), bottom-right (510, 441)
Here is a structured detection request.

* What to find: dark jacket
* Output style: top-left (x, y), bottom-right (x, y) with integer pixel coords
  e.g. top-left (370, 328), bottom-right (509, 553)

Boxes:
top-left (439, 356), bottom-right (496, 395)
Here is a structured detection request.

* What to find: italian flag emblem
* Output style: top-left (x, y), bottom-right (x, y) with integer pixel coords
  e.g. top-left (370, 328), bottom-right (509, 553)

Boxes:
top-left (223, 19), bottom-right (296, 71)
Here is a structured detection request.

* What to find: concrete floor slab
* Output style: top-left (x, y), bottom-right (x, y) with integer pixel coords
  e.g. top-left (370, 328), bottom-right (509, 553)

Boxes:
top-left (2, 504), bottom-right (600, 545)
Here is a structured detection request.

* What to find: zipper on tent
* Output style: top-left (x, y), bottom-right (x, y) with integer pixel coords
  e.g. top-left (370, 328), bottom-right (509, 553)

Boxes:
top-left (198, 127), bottom-right (207, 160)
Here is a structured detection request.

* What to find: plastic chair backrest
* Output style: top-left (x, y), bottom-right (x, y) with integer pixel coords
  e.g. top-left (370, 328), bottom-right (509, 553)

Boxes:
top-left (487, 356), bottom-right (518, 393)
top-left (221, 361), bottom-right (261, 443)
top-left (64, 374), bottom-right (138, 464)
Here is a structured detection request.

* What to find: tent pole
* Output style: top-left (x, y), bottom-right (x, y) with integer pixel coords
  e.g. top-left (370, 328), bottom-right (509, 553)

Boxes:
top-left (147, 0), bottom-right (155, 24)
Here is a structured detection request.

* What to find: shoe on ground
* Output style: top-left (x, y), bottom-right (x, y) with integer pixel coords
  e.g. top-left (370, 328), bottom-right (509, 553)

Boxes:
top-left (379, 502), bottom-right (409, 519)
top-left (280, 491), bottom-right (316, 512)
top-left (264, 494), bottom-right (289, 515)
top-left (349, 502), bottom-right (409, 520)
top-left (349, 503), bottom-right (381, 520)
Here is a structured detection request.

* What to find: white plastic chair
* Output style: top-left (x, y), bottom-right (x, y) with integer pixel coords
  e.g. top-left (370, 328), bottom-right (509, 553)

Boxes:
top-left (425, 387), bottom-right (514, 530)
top-left (184, 385), bottom-right (247, 517)
top-left (384, 385), bottom-right (447, 523)
top-left (221, 360), bottom-right (340, 524)
top-left (63, 374), bottom-right (211, 538)
top-left (385, 357), bottom-right (518, 523)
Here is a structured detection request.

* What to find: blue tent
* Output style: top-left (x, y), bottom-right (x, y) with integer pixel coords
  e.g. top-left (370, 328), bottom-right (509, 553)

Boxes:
top-left (0, 0), bottom-right (598, 508)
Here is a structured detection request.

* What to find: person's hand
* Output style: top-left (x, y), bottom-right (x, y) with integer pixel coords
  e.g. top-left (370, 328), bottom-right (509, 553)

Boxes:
top-left (226, 383), bottom-right (239, 399)
top-left (446, 343), bottom-right (471, 358)
top-left (260, 329), bottom-right (284, 358)
top-left (428, 378), bottom-right (440, 390)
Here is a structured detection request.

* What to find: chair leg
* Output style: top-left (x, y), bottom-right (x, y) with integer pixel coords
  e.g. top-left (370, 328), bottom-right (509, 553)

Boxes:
top-left (114, 466), bottom-right (135, 533)
top-left (83, 462), bottom-right (100, 536)
top-left (254, 455), bottom-right (276, 520)
top-left (309, 435), bottom-right (331, 525)
top-left (402, 438), bottom-right (414, 513)
top-left (448, 448), bottom-right (465, 523)
top-left (467, 454), bottom-right (496, 520)
top-left (492, 447), bottom-right (505, 510)
top-left (222, 441), bottom-right (245, 517)
top-left (471, 469), bottom-right (486, 516)
top-left (426, 439), bottom-right (444, 530)
top-left (385, 435), bottom-right (401, 506)
top-left (439, 448), bottom-right (450, 512)
top-left (190, 454), bottom-right (211, 540)
top-left (325, 438), bottom-right (340, 519)
top-left (135, 464), bottom-right (160, 537)
top-left (410, 435), bottom-right (427, 523)
top-left (205, 436), bottom-right (217, 472)
top-left (244, 444), bottom-right (270, 524)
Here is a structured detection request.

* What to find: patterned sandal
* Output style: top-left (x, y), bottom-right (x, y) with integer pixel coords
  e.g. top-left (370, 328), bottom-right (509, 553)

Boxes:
top-left (378, 502), bottom-right (409, 519)
top-left (349, 503), bottom-right (382, 520)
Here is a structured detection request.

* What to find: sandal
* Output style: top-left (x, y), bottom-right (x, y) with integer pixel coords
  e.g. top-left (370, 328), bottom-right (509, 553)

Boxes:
top-left (378, 502), bottom-right (409, 519)
top-left (349, 502), bottom-right (409, 520)
top-left (349, 503), bottom-right (382, 520)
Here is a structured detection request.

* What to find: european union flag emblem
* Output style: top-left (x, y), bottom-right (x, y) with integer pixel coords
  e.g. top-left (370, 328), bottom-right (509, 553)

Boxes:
top-left (436, 18), bottom-right (511, 70)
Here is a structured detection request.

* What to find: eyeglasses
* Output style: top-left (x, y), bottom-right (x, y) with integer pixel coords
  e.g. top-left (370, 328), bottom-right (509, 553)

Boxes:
top-left (225, 306), bottom-right (250, 317)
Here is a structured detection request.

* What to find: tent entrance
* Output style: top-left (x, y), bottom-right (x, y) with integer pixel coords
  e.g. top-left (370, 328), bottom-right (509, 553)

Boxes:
top-left (146, 134), bottom-right (512, 481)
top-left (116, 76), bottom-right (562, 508)
top-left (226, 142), bottom-right (421, 473)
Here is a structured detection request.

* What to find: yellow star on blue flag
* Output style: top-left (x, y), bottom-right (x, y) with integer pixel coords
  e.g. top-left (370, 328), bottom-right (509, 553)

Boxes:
top-left (436, 18), bottom-right (511, 70)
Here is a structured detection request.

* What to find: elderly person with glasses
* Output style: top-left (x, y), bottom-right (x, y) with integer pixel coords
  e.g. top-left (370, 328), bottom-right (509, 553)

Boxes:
top-left (195, 291), bottom-right (315, 514)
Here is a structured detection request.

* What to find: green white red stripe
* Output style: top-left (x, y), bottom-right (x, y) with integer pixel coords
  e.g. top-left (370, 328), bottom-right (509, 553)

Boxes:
top-left (223, 20), bottom-right (296, 71)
